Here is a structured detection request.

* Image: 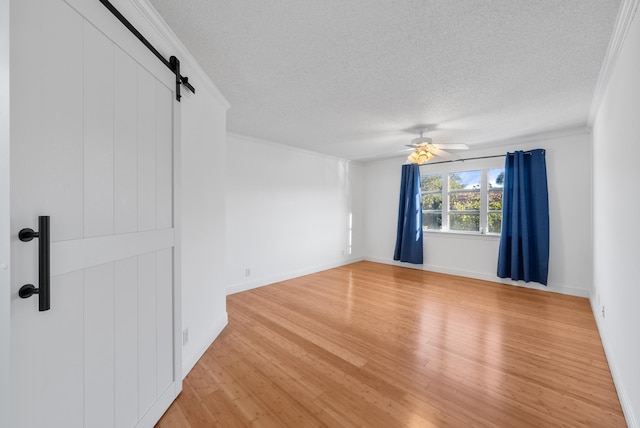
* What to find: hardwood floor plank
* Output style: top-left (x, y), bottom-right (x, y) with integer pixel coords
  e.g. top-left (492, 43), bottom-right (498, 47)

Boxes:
top-left (176, 378), bottom-right (221, 427)
top-left (156, 261), bottom-right (625, 427)
top-left (155, 401), bottom-right (192, 428)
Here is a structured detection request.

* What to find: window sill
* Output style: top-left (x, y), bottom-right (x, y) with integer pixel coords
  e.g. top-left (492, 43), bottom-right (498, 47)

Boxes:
top-left (423, 230), bottom-right (501, 240)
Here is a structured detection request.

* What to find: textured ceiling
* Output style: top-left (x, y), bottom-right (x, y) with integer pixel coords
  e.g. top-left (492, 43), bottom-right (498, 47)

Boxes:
top-left (148, 0), bottom-right (621, 161)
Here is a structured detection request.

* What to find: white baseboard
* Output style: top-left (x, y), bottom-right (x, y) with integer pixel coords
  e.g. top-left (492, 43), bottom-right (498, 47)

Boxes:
top-left (226, 257), bottom-right (365, 295)
top-left (589, 294), bottom-right (638, 428)
top-left (364, 256), bottom-right (589, 298)
top-left (182, 312), bottom-right (228, 378)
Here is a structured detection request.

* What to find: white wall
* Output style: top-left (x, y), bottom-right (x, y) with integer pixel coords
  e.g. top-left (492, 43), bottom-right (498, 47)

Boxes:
top-left (179, 85), bottom-right (228, 376)
top-left (592, 5), bottom-right (640, 426)
top-left (226, 133), bottom-right (363, 294)
top-left (112, 0), bottom-right (230, 376)
top-left (363, 130), bottom-right (593, 297)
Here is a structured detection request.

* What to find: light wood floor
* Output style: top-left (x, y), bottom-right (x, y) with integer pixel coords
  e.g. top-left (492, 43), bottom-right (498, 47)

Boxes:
top-left (156, 261), bottom-right (625, 427)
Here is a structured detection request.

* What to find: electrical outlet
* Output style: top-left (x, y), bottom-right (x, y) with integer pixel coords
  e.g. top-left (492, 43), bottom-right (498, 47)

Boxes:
top-left (602, 306), bottom-right (605, 319)
top-left (183, 328), bottom-right (189, 346)
top-left (245, 268), bottom-right (251, 277)
top-left (341, 249), bottom-right (345, 256)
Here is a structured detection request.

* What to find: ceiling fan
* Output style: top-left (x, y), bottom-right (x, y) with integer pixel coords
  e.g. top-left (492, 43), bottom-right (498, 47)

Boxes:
top-left (406, 126), bottom-right (469, 164)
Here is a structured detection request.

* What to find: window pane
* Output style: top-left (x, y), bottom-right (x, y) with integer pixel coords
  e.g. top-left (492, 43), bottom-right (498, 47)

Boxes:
top-left (450, 191), bottom-right (480, 211)
top-left (450, 213), bottom-right (479, 232)
top-left (488, 168), bottom-right (505, 189)
top-left (449, 170), bottom-right (480, 190)
top-left (488, 189), bottom-right (503, 211)
top-left (421, 174), bottom-right (442, 192)
top-left (423, 213), bottom-right (442, 230)
top-left (422, 193), bottom-right (442, 210)
top-left (488, 213), bottom-right (502, 234)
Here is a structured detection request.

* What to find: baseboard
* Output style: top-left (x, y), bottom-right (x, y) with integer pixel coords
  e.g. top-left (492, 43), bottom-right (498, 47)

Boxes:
top-left (364, 256), bottom-right (590, 298)
top-left (589, 295), bottom-right (638, 428)
top-left (182, 312), bottom-right (228, 378)
top-left (226, 257), bottom-right (365, 295)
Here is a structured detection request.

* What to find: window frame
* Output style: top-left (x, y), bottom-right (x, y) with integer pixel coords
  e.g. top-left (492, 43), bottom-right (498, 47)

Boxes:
top-left (486, 168), bottom-right (505, 234)
top-left (419, 157), bottom-right (504, 236)
top-left (420, 174), bottom-right (444, 231)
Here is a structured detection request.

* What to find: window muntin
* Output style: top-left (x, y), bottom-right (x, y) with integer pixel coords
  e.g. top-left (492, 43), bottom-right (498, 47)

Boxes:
top-left (420, 166), bottom-right (504, 235)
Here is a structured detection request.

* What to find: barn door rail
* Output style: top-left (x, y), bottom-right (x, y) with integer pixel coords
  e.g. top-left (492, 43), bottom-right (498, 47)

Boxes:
top-left (18, 216), bottom-right (51, 312)
top-left (98, 0), bottom-right (195, 101)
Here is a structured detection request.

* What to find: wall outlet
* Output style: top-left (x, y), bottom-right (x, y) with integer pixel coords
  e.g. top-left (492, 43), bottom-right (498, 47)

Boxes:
top-left (183, 328), bottom-right (189, 346)
top-left (602, 306), bottom-right (605, 319)
top-left (341, 249), bottom-right (345, 256)
top-left (245, 268), bottom-right (251, 277)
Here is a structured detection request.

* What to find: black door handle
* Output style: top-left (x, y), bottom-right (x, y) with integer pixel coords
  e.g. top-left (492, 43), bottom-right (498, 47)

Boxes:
top-left (18, 216), bottom-right (50, 311)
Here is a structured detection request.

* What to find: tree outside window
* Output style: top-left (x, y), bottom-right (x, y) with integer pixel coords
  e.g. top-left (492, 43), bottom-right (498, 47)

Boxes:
top-left (488, 168), bottom-right (504, 233)
top-left (420, 167), bottom-right (504, 234)
top-left (449, 170), bottom-right (480, 232)
top-left (421, 173), bottom-right (443, 230)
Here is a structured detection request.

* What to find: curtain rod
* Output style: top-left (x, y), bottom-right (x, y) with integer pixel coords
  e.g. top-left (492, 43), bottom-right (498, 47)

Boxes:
top-left (417, 151), bottom-right (535, 166)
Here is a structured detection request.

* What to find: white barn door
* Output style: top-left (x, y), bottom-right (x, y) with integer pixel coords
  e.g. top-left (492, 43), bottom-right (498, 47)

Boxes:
top-left (10, 1), bottom-right (181, 427)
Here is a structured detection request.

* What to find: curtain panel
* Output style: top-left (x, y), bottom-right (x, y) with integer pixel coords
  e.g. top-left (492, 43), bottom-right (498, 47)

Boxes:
top-left (497, 149), bottom-right (549, 285)
top-left (394, 164), bottom-right (424, 264)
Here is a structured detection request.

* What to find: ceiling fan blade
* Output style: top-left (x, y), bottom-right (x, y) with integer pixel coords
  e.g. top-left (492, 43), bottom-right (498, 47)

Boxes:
top-left (432, 143), bottom-right (469, 150)
top-left (430, 147), bottom-right (458, 159)
top-left (406, 143), bottom-right (431, 149)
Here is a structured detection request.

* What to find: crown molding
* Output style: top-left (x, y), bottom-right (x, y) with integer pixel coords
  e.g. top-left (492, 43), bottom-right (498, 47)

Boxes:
top-left (588, 0), bottom-right (639, 125)
top-left (128, 0), bottom-right (231, 109)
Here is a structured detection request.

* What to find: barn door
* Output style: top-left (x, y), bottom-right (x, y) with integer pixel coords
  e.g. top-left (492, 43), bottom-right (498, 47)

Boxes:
top-left (10, 1), bottom-right (181, 427)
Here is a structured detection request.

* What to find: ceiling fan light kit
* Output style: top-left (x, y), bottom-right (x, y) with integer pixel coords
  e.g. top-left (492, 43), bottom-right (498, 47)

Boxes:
top-left (407, 145), bottom-right (435, 164)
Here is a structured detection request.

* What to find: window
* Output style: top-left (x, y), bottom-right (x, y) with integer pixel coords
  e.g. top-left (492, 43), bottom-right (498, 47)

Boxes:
top-left (421, 173), bottom-right (443, 230)
top-left (449, 170), bottom-right (481, 232)
top-left (421, 165), bottom-right (504, 234)
top-left (487, 168), bottom-right (504, 233)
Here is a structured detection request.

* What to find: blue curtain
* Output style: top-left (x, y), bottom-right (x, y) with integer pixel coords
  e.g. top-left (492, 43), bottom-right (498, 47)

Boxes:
top-left (394, 164), bottom-right (423, 264)
top-left (497, 149), bottom-right (549, 285)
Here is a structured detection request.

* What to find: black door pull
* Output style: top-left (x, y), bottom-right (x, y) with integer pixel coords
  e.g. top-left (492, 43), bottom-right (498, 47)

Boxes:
top-left (19, 216), bottom-right (50, 311)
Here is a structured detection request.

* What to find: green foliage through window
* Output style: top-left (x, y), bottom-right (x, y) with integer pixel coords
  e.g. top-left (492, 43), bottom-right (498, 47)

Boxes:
top-left (420, 167), bottom-right (504, 234)
top-left (449, 170), bottom-right (480, 232)
top-left (421, 173), bottom-right (443, 230)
